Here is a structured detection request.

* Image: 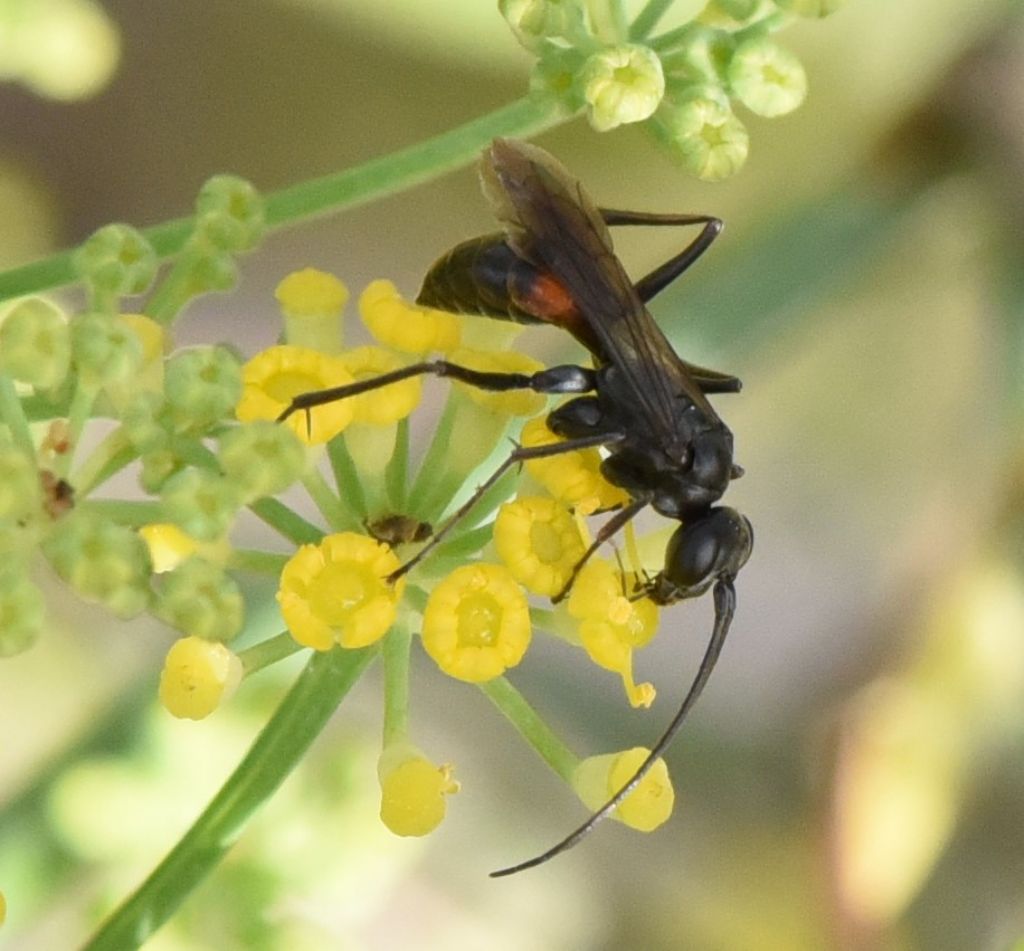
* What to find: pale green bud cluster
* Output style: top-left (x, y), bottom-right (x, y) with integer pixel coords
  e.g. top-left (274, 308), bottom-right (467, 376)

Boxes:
top-left (163, 346), bottom-right (243, 433)
top-left (160, 468), bottom-right (244, 541)
top-left (0, 298), bottom-right (71, 389)
top-left (0, 565), bottom-right (46, 656)
top-left (71, 223), bottom-right (157, 301)
top-left (217, 421), bottom-right (308, 502)
top-left (42, 513), bottom-right (152, 619)
top-left (499, 0), bottom-right (836, 180)
top-left (0, 173), bottom-right (270, 657)
top-left (154, 556), bottom-right (244, 641)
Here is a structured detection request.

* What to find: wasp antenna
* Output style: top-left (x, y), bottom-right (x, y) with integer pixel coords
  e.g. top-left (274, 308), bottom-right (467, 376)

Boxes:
top-left (490, 578), bottom-right (737, 878)
top-left (304, 408), bottom-right (312, 440)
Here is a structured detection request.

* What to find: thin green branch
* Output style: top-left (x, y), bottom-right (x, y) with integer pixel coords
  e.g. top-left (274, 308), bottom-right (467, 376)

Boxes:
top-left (82, 646), bottom-right (376, 951)
top-left (0, 96), bottom-right (562, 304)
top-left (478, 676), bottom-right (579, 783)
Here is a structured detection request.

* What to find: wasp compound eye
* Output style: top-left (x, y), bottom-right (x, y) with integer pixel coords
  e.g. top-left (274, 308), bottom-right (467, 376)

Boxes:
top-left (659, 506), bottom-right (753, 600)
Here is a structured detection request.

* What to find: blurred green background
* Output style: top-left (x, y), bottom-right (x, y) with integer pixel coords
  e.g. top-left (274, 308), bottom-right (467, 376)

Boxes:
top-left (1, 1), bottom-right (1024, 949)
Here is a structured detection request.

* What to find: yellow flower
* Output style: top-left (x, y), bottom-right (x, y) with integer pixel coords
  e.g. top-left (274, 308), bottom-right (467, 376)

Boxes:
top-left (158, 636), bottom-right (243, 720)
top-left (573, 747), bottom-right (675, 832)
top-left (378, 743), bottom-right (460, 837)
top-left (421, 564), bottom-right (531, 682)
top-left (338, 346), bottom-right (422, 426)
top-left (448, 347), bottom-right (547, 417)
top-left (520, 416), bottom-right (629, 515)
top-left (236, 344), bottom-right (355, 444)
top-left (359, 279), bottom-right (461, 354)
top-left (494, 496), bottom-right (585, 597)
top-left (275, 268), bottom-right (348, 353)
top-left (277, 532), bottom-right (404, 650)
top-left (568, 559), bottom-right (659, 708)
top-left (276, 267), bottom-right (348, 317)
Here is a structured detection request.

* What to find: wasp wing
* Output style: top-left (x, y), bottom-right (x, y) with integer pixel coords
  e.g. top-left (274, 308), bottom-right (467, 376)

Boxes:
top-left (482, 139), bottom-right (720, 436)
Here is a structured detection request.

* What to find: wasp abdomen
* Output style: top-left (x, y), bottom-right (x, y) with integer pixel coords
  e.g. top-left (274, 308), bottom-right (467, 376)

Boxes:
top-left (417, 234), bottom-right (546, 326)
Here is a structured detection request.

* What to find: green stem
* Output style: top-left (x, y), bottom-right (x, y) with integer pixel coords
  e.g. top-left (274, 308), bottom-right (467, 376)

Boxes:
top-left (227, 548), bottom-right (289, 575)
top-left (478, 677), bottom-right (579, 783)
top-left (385, 417), bottom-right (410, 512)
top-left (0, 373), bottom-right (35, 459)
top-left (629, 0), bottom-right (675, 40)
top-left (238, 631), bottom-right (303, 675)
top-left (0, 96), bottom-right (562, 305)
top-left (55, 383), bottom-right (97, 479)
top-left (301, 466), bottom-right (357, 532)
top-left (248, 497), bottom-right (324, 545)
top-left (327, 437), bottom-right (369, 521)
top-left (72, 427), bottom-right (137, 496)
top-left (78, 499), bottom-right (164, 525)
top-left (382, 625), bottom-right (412, 747)
top-left (82, 646), bottom-right (375, 951)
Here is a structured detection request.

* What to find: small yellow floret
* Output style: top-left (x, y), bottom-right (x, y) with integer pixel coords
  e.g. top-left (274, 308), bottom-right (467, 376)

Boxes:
top-left (520, 416), bottom-right (629, 514)
top-left (494, 496), bottom-right (585, 597)
top-left (158, 635), bottom-right (242, 720)
top-left (278, 533), bottom-right (404, 650)
top-left (573, 747), bottom-right (675, 832)
top-left (447, 347), bottom-right (546, 417)
top-left (139, 523), bottom-right (199, 573)
top-left (338, 346), bottom-right (422, 425)
top-left (275, 268), bottom-right (349, 317)
top-left (568, 559), bottom-right (659, 707)
top-left (378, 743), bottom-right (460, 837)
top-left (421, 564), bottom-right (531, 682)
top-left (359, 279), bottom-right (461, 354)
top-left (0, 889), bottom-right (5, 925)
top-left (236, 344), bottom-right (355, 444)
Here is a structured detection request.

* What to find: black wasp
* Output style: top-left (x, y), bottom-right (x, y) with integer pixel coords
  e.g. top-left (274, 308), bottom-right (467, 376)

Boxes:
top-left (280, 138), bottom-right (753, 876)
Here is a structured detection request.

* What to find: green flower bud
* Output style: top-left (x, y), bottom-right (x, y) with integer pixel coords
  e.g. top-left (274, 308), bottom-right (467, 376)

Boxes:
top-left (0, 565), bottom-right (46, 656)
top-left (164, 346), bottom-right (242, 434)
top-left (530, 47), bottom-right (586, 111)
top-left (120, 392), bottom-right (170, 453)
top-left (193, 175), bottom-right (265, 253)
top-left (727, 37), bottom-right (807, 117)
top-left (140, 448), bottom-right (184, 494)
top-left (218, 421), bottom-right (307, 501)
top-left (661, 25), bottom-right (734, 84)
top-left (664, 89), bottom-right (749, 181)
top-left (0, 298), bottom-right (71, 389)
top-left (42, 513), bottom-right (152, 619)
top-left (71, 224), bottom-right (157, 298)
top-left (0, 439), bottom-right (42, 526)
top-left (71, 312), bottom-right (143, 391)
top-left (183, 251), bottom-right (239, 296)
top-left (581, 44), bottom-right (665, 132)
top-left (154, 556), bottom-right (244, 641)
top-left (774, 0), bottom-right (845, 17)
top-left (161, 468), bottom-right (242, 541)
top-left (499, 0), bottom-right (587, 53)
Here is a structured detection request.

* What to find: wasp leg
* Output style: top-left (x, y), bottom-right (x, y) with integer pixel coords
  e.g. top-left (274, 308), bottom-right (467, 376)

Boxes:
top-left (491, 576), bottom-right (737, 877)
top-left (551, 495), bottom-right (651, 604)
top-left (388, 429), bottom-right (626, 583)
top-left (278, 362), bottom-right (597, 423)
top-left (598, 208), bottom-right (723, 303)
